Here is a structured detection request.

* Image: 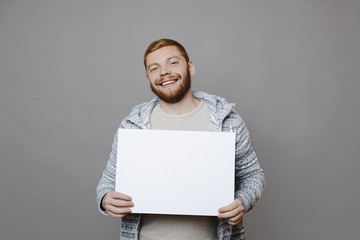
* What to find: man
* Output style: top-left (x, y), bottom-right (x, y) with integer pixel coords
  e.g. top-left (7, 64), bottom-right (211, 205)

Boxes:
top-left (96, 39), bottom-right (265, 240)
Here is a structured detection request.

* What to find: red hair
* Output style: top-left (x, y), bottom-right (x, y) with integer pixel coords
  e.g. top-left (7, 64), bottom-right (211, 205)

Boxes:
top-left (144, 39), bottom-right (189, 68)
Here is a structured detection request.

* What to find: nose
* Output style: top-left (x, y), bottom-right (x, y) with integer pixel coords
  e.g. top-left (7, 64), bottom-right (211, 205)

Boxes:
top-left (160, 66), bottom-right (170, 77)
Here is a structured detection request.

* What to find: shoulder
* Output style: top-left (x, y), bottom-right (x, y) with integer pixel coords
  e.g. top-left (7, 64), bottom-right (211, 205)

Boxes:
top-left (221, 109), bottom-right (247, 135)
top-left (119, 97), bottom-right (160, 129)
top-left (227, 109), bottom-right (246, 128)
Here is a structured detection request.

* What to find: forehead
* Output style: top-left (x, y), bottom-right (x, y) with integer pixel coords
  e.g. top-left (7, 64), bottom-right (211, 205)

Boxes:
top-left (146, 46), bottom-right (185, 65)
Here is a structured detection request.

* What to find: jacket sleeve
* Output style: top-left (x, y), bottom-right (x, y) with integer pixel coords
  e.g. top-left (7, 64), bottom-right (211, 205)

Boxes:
top-left (96, 130), bottom-right (118, 215)
top-left (231, 113), bottom-right (265, 212)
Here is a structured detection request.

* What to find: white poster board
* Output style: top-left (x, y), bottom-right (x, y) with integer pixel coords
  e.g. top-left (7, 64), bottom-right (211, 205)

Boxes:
top-left (115, 129), bottom-right (235, 216)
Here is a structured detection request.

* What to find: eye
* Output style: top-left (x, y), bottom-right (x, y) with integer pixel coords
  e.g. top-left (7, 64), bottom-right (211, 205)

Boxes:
top-left (170, 61), bottom-right (178, 65)
top-left (150, 66), bottom-right (158, 72)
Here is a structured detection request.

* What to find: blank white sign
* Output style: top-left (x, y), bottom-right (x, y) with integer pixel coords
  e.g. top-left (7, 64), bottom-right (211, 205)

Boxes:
top-left (115, 129), bottom-right (235, 216)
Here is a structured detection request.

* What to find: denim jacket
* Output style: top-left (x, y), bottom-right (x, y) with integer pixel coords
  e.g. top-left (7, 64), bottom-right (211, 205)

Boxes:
top-left (96, 91), bottom-right (265, 240)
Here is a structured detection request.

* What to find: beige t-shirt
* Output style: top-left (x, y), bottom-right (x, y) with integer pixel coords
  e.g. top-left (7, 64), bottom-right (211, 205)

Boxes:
top-left (150, 100), bottom-right (211, 132)
top-left (139, 101), bottom-right (217, 240)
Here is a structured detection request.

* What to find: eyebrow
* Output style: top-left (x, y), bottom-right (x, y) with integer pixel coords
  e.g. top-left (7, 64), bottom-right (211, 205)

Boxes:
top-left (147, 56), bottom-right (182, 70)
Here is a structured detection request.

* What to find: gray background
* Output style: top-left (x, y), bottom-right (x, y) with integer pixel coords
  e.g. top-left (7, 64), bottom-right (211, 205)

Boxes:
top-left (1, 0), bottom-right (359, 239)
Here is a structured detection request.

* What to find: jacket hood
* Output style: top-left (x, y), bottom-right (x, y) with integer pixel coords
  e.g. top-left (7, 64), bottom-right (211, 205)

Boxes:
top-left (193, 91), bottom-right (235, 123)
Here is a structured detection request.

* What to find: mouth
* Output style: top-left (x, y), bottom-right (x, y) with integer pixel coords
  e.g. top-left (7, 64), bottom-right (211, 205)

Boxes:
top-left (158, 79), bottom-right (178, 87)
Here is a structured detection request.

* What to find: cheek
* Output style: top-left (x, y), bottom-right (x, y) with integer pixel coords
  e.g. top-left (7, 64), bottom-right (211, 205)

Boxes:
top-left (148, 76), bottom-right (159, 86)
top-left (147, 74), bottom-right (155, 82)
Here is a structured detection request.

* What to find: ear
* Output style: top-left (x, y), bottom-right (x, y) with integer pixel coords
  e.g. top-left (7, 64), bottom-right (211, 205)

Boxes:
top-left (188, 60), bottom-right (195, 76)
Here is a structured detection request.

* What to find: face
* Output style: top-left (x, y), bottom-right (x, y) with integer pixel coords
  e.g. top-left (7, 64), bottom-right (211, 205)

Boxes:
top-left (145, 46), bottom-right (195, 103)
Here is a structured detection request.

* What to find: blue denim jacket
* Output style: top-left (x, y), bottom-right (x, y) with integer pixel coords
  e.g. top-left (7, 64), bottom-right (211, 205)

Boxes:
top-left (96, 91), bottom-right (265, 239)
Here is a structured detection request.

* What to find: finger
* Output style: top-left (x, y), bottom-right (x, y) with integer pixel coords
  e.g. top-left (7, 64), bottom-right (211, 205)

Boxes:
top-left (109, 198), bottom-right (134, 208)
top-left (106, 205), bottom-right (132, 216)
top-left (107, 205), bottom-right (132, 215)
top-left (218, 202), bottom-right (236, 213)
top-left (103, 192), bottom-right (133, 208)
top-left (107, 210), bottom-right (128, 218)
top-left (110, 191), bottom-right (133, 201)
top-left (227, 212), bottom-right (244, 225)
top-left (228, 213), bottom-right (244, 225)
top-left (106, 208), bottom-right (127, 218)
top-left (219, 198), bottom-right (244, 213)
top-left (228, 217), bottom-right (242, 226)
top-left (218, 206), bottom-right (242, 219)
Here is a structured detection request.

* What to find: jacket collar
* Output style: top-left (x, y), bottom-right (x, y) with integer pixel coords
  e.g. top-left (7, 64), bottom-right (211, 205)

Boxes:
top-left (124, 91), bottom-right (234, 130)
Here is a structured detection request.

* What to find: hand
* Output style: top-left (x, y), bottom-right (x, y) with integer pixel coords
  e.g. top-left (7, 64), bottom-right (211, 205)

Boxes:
top-left (102, 191), bottom-right (134, 218)
top-left (218, 198), bottom-right (245, 226)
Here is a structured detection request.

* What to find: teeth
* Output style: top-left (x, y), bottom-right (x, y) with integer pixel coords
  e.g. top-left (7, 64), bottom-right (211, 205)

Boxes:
top-left (161, 80), bottom-right (176, 86)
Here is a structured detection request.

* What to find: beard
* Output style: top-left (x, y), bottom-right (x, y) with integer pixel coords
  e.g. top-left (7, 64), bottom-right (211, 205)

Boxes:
top-left (150, 69), bottom-right (191, 104)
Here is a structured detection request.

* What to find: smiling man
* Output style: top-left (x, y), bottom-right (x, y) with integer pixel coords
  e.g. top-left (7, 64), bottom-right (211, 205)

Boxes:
top-left (96, 39), bottom-right (265, 240)
top-left (146, 44), bottom-right (193, 105)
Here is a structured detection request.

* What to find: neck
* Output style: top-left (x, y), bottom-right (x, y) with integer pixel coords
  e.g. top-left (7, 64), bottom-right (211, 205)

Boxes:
top-left (159, 90), bottom-right (200, 115)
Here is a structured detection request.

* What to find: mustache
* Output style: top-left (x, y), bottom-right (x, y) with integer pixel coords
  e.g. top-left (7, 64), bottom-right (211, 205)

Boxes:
top-left (155, 74), bottom-right (180, 85)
